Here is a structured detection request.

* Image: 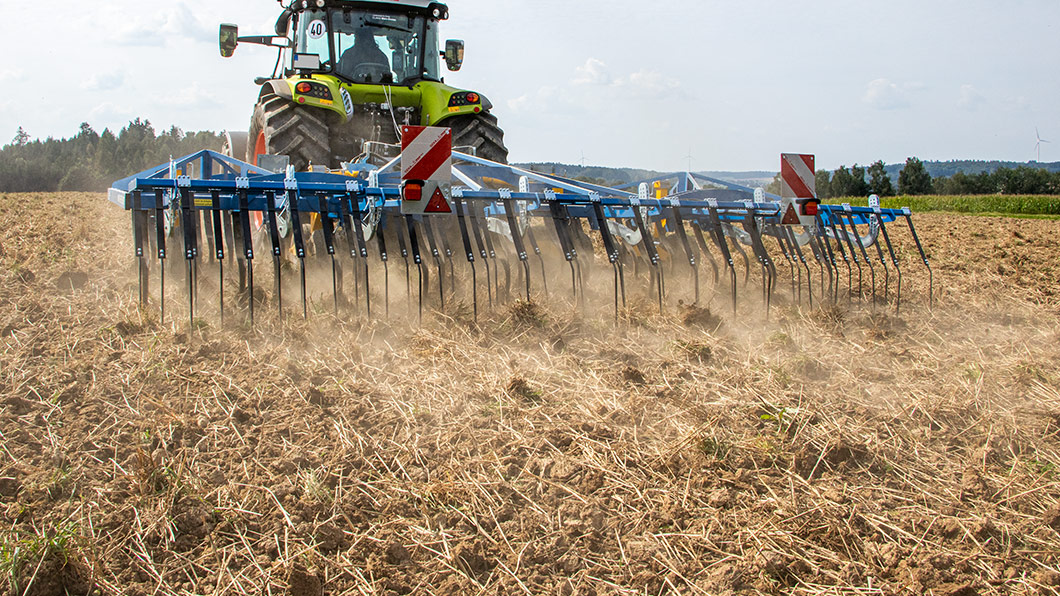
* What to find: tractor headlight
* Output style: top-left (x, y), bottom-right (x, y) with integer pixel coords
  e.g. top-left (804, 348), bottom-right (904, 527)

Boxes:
top-left (315, 0), bottom-right (324, 6)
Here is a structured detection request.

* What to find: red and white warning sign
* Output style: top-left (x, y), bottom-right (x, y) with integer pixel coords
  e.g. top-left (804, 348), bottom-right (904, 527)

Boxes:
top-left (779, 153), bottom-right (819, 226)
top-left (401, 125), bottom-right (452, 215)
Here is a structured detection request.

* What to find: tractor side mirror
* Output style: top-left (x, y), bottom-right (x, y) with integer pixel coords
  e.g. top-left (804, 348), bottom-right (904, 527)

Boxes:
top-left (219, 24), bottom-right (239, 58)
top-left (444, 39), bottom-right (464, 71)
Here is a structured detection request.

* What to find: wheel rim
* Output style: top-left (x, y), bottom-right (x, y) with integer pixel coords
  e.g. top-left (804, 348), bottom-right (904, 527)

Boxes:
top-left (253, 131), bottom-right (266, 166)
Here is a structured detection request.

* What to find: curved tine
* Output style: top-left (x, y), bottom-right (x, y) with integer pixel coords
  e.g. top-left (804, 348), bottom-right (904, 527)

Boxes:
top-left (787, 227), bottom-right (813, 309)
top-left (876, 216), bottom-right (901, 315)
top-left (814, 214), bottom-right (840, 304)
top-left (672, 207), bottom-right (700, 304)
top-left (904, 214), bottom-right (933, 310)
top-left (837, 215), bottom-right (864, 302)
top-left (803, 226), bottom-right (827, 305)
top-left (872, 219), bottom-right (890, 304)
top-left (466, 201), bottom-right (493, 308)
top-left (706, 208), bottom-right (737, 314)
top-left (848, 216), bottom-right (877, 310)
top-left (825, 215), bottom-right (851, 302)
top-left (691, 219), bottom-right (720, 286)
top-left (724, 223), bottom-right (753, 287)
top-left (773, 225), bottom-right (797, 303)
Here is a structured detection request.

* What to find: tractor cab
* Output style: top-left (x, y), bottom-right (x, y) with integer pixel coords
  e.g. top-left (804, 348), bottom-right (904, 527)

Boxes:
top-left (249, 0), bottom-right (462, 86)
top-left (285, 2), bottom-right (462, 85)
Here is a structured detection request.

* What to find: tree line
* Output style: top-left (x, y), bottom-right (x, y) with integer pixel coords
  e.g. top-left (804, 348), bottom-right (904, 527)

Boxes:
top-left (1, 121), bottom-right (223, 193)
top-left (790, 158), bottom-right (1060, 198)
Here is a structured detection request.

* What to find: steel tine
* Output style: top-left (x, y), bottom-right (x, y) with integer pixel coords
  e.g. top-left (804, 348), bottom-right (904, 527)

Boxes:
top-left (774, 224), bottom-right (797, 303)
top-left (548, 199), bottom-right (577, 301)
top-left (131, 191), bottom-right (147, 308)
top-left (872, 219), bottom-right (890, 303)
top-left (787, 227), bottom-right (813, 309)
top-left (848, 216), bottom-right (877, 310)
top-left (288, 190), bottom-right (307, 320)
top-left (421, 215), bottom-right (445, 310)
top-left (453, 196), bottom-right (478, 320)
top-left (804, 226), bottom-right (828, 304)
top-left (742, 211), bottom-right (772, 316)
top-left (813, 215), bottom-right (838, 304)
top-left (479, 205), bottom-right (501, 301)
top-left (723, 223), bottom-right (752, 287)
top-left (706, 207), bottom-right (737, 314)
top-left (153, 189), bottom-right (168, 324)
top-left (837, 214), bottom-right (863, 301)
top-left (825, 215), bottom-right (851, 301)
top-left (525, 223), bottom-right (548, 298)
top-left (590, 202), bottom-right (620, 321)
top-left (180, 188), bottom-right (196, 327)
top-left (237, 190), bottom-right (255, 325)
top-left (502, 196), bottom-right (532, 301)
top-left (667, 204), bottom-right (699, 304)
top-left (209, 191), bottom-right (226, 323)
top-left (876, 216), bottom-right (902, 314)
top-left (631, 202), bottom-right (663, 313)
top-left (263, 191), bottom-right (283, 319)
top-left (467, 200), bottom-right (493, 308)
top-left (349, 193), bottom-right (371, 317)
top-left (316, 195), bottom-right (339, 316)
top-left (395, 210), bottom-right (412, 312)
top-left (903, 213), bottom-right (933, 310)
top-left (375, 212), bottom-right (390, 319)
top-left (691, 219), bottom-right (719, 291)
top-left (405, 215), bottom-right (424, 323)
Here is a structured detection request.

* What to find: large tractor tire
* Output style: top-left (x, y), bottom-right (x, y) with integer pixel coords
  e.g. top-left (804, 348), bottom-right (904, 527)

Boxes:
top-left (445, 113), bottom-right (508, 164)
top-left (247, 93), bottom-right (332, 170)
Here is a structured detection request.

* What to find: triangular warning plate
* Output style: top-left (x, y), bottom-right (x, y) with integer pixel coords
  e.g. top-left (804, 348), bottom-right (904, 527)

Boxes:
top-left (424, 187), bottom-right (452, 213)
top-left (781, 203), bottom-right (800, 225)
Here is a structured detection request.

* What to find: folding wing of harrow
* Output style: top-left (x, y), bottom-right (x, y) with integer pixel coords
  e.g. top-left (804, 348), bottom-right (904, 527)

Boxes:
top-left (107, 145), bottom-right (932, 326)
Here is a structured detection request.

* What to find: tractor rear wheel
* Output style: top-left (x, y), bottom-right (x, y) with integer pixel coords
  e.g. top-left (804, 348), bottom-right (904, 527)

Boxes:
top-left (247, 93), bottom-right (332, 170)
top-left (445, 113), bottom-right (508, 164)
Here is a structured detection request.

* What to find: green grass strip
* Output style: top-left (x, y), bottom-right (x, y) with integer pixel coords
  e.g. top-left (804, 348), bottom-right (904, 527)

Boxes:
top-left (824, 195), bottom-right (1060, 217)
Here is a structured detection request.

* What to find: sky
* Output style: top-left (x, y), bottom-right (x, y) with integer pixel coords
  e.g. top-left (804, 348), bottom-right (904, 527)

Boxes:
top-left (2, 0), bottom-right (1059, 171)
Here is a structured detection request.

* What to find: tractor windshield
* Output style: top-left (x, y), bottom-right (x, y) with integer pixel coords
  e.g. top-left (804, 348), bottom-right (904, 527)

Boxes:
top-left (294, 8), bottom-right (440, 85)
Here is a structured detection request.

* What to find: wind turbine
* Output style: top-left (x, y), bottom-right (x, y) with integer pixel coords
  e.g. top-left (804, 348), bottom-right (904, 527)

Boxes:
top-left (1036, 128), bottom-right (1050, 162)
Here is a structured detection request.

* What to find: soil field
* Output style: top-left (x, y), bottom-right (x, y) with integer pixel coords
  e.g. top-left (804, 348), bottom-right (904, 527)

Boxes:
top-left (2, 192), bottom-right (1060, 595)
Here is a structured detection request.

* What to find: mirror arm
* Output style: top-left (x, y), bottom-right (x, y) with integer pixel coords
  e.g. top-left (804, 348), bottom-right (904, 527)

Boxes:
top-left (237, 35), bottom-right (291, 48)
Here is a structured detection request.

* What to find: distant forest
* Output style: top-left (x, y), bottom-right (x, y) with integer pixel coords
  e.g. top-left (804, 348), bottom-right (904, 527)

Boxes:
top-left (0, 121), bottom-right (222, 193)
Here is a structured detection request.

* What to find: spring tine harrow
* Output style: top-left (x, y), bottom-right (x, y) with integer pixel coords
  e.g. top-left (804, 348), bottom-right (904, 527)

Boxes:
top-left (108, 149), bottom-right (933, 329)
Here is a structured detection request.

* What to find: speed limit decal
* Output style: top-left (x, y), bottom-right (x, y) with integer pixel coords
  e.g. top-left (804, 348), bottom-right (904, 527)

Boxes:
top-left (307, 20), bottom-right (326, 39)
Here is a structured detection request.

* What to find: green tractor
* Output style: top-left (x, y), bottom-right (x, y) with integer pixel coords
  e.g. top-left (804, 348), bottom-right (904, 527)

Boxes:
top-left (219, 0), bottom-right (507, 170)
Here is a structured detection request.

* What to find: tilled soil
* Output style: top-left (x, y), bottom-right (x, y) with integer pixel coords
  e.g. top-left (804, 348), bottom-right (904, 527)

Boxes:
top-left (1, 193), bottom-right (1059, 595)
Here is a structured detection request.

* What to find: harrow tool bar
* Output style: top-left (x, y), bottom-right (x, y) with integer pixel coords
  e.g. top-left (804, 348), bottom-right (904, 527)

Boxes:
top-left (109, 150), bottom-right (931, 326)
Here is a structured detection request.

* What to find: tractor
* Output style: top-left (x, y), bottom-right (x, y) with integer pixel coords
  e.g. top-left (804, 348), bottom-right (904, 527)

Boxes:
top-left (219, 0), bottom-right (507, 170)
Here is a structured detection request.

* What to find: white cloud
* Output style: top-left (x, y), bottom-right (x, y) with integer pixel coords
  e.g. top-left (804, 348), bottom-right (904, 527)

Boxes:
top-left (573, 58), bottom-right (611, 86)
top-left (81, 72), bottom-right (126, 92)
top-left (0, 69), bottom-right (23, 84)
top-left (112, 2), bottom-right (213, 47)
top-left (617, 70), bottom-right (682, 99)
top-left (155, 83), bottom-right (222, 111)
top-left (507, 86), bottom-right (558, 114)
top-left (957, 84), bottom-right (986, 111)
top-left (862, 78), bottom-right (911, 110)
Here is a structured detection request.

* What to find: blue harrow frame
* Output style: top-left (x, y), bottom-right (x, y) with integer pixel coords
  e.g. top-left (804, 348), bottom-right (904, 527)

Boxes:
top-left (108, 150), bottom-right (932, 326)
